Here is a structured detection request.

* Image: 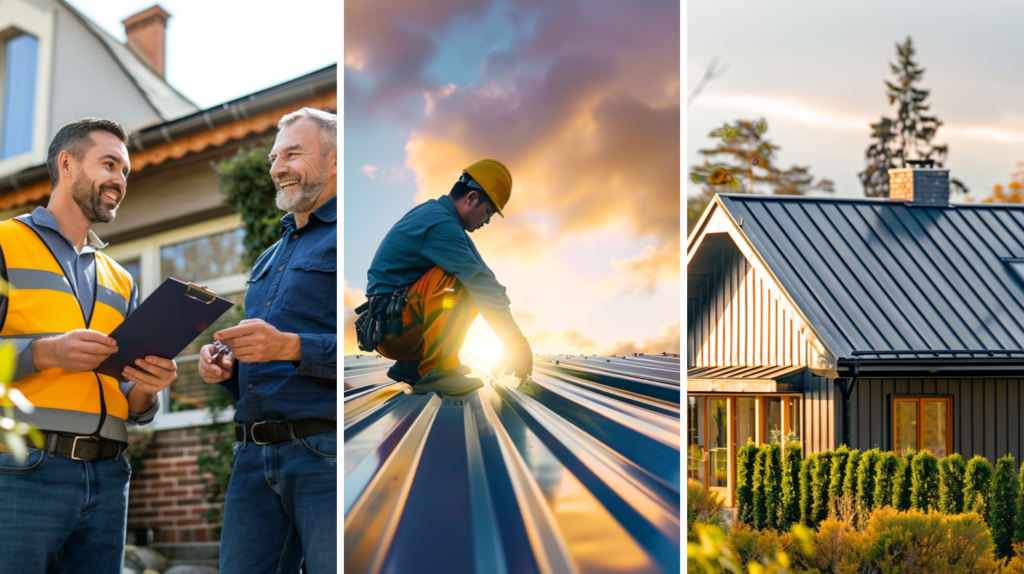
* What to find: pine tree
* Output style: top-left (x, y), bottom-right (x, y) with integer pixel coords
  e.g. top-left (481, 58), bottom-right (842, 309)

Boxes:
top-left (859, 36), bottom-right (967, 198)
top-left (873, 451), bottom-right (900, 510)
top-left (938, 453), bottom-right (967, 515)
top-left (780, 442), bottom-right (803, 530)
top-left (910, 450), bottom-right (940, 512)
top-left (736, 438), bottom-right (760, 525)
top-left (965, 455), bottom-right (995, 523)
top-left (892, 448), bottom-right (916, 511)
top-left (991, 455), bottom-right (1018, 560)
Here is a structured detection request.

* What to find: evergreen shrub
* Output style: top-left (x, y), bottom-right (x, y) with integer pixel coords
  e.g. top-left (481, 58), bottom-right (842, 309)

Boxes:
top-left (873, 451), bottom-right (899, 510)
top-left (965, 455), bottom-right (995, 522)
top-left (938, 452), bottom-right (967, 515)
top-left (856, 448), bottom-right (881, 514)
top-left (780, 441), bottom-right (802, 530)
top-left (992, 454), bottom-right (1018, 559)
top-left (910, 450), bottom-right (939, 512)
top-left (892, 448), bottom-right (916, 511)
top-left (736, 438), bottom-right (759, 525)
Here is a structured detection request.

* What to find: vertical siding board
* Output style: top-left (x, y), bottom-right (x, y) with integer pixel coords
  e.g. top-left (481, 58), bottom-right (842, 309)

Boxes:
top-left (883, 379), bottom-right (894, 451)
top-left (985, 379), bottom-right (996, 462)
top-left (997, 379), bottom-right (1008, 459)
top-left (973, 380), bottom-right (985, 461)
top-left (959, 379), bottom-right (971, 457)
top-left (812, 377), bottom-right (821, 453)
top-left (858, 379), bottom-right (869, 448)
top-left (871, 379), bottom-right (882, 449)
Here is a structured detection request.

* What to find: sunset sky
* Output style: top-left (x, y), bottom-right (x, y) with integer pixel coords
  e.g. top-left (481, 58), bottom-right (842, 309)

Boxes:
top-left (688, 1), bottom-right (1024, 204)
top-left (344, 0), bottom-right (681, 358)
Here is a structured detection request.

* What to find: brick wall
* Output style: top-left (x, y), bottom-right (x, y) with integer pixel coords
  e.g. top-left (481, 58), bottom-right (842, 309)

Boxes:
top-left (127, 426), bottom-right (225, 544)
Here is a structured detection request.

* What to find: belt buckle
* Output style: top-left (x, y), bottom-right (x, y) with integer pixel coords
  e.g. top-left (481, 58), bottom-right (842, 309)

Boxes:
top-left (69, 436), bottom-right (94, 461)
top-left (249, 421), bottom-right (271, 446)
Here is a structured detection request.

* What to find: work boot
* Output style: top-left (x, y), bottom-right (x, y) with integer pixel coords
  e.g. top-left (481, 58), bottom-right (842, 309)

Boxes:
top-left (387, 360), bottom-right (422, 384)
top-left (413, 365), bottom-right (483, 397)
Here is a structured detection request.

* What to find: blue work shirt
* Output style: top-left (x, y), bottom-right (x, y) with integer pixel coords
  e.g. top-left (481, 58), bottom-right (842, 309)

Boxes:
top-left (367, 195), bottom-right (525, 344)
top-left (0, 207), bottom-right (158, 424)
top-left (219, 196), bottom-right (337, 423)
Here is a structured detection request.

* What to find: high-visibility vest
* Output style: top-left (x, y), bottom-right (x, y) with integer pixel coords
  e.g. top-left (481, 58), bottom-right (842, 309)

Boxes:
top-left (0, 218), bottom-right (133, 443)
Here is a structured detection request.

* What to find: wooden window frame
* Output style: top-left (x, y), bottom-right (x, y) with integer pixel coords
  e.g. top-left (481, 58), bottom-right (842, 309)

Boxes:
top-left (892, 396), bottom-right (953, 456)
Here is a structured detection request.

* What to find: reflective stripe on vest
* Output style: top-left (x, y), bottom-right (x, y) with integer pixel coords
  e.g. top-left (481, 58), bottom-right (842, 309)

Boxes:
top-left (0, 219), bottom-right (132, 442)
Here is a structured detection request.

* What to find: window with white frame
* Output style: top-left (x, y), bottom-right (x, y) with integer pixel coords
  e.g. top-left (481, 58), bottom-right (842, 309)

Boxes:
top-left (0, 0), bottom-right (54, 175)
top-left (103, 214), bottom-right (248, 430)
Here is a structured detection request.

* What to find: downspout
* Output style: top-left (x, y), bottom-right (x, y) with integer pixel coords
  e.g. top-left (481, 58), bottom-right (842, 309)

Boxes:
top-left (839, 363), bottom-right (860, 447)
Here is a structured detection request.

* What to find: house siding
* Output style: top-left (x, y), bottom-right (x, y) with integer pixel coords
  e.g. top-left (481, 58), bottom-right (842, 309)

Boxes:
top-left (687, 234), bottom-right (816, 368)
top-left (842, 377), bottom-right (1024, 465)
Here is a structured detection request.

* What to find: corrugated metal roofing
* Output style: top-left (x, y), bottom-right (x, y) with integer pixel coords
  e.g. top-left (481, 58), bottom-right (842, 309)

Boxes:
top-left (686, 365), bottom-right (805, 381)
top-left (343, 354), bottom-right (681, 573)
top-left (715, 194), bottom-right (1024, 359)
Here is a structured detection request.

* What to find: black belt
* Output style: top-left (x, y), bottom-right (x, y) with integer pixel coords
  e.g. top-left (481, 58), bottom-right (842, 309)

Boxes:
top-left (15, 433), bottom-right (126, 461)
top-left (235, 419), bottom-right (337, 445)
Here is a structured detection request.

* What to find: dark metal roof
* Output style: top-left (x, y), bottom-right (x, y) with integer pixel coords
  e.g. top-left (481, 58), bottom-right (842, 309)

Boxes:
top-left (687, 365), bottom-right (806, 381)
top-left (716, 194), bottom-right (1024, 360)
top-left (343, 354), bottom-right (681, 573)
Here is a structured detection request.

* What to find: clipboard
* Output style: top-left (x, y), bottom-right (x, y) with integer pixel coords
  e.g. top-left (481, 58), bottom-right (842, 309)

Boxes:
top-left (95, 278), bottom-right (235, 379)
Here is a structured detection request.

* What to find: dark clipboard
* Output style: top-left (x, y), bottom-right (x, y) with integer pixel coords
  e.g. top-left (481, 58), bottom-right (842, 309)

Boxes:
top-left (95, 278), bottom-right (235, 379)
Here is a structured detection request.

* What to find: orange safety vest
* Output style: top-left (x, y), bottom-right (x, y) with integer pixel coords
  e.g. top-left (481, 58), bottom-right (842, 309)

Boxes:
top-left (0, 219), bottom-right (133, 442)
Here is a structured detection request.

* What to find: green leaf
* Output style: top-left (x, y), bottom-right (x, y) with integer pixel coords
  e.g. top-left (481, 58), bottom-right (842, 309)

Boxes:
top-left (728, 177), bottom-right (741, 191)
top-left (757, 118), bottom-right (767, 133)
top-left (690, 173), bottom-right (701, 184)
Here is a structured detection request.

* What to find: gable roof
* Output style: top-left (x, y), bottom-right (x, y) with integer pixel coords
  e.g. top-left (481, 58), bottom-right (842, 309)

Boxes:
top-left (705, 194), bottom-right (1024, 361)
top-left (59, 0), bottom-right (198, 122)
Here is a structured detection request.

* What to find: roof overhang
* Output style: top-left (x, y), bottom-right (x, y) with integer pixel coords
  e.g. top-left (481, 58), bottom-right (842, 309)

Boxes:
top-left (838, 358), bottom-right (1024, 379)
top-left (687, 365), bottom-right (806, 393)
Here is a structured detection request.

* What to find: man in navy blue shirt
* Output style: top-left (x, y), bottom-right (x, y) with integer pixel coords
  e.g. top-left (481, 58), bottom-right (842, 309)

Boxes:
top-left (197, 108), bottom-right (337, 574)
top-left (364, 159), bottom-right (532, 395)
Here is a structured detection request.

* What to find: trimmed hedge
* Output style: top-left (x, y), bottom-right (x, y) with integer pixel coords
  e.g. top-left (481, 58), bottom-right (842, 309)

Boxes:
top-left (965, 455), bottom-right (994, 522)
top-left (938, 453), bottom-right (967, 515)
top-left (843, 449), bottom-right (862, 501)
top-left (828, 445), bottom-right (851, 516)
top-left (892, 449), bottom-right (916, 511)
top-left (736, 438), bottom-right (759, 525)
top-left (799, 452), bottom-right (817, 527)
top-left (856, 448), bottom-right (881, 514)
top-left (910, 450), bottom-right (939, 512)
top-left (873, 451), bottom-right (899, 510)
top-left (753, 443), bottom-right (783, 530)
top-left (991, 454), bottom-right (1018, 559)
top-left (780, 441), bottom-right (802, 530)
top-left (810, 451), bottom-right (833, 527)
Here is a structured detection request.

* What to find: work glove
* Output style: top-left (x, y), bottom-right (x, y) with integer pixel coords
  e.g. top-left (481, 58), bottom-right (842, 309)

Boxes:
top-left (491, 338), bottom-right (533, 379)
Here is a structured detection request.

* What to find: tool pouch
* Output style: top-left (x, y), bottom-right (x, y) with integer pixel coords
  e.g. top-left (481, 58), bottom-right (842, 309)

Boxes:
top-left (354, 287), bottom-right (409, 353)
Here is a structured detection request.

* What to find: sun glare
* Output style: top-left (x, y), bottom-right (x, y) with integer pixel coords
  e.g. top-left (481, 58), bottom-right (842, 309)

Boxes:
top-left (459, 316), bottom-right (505, 371)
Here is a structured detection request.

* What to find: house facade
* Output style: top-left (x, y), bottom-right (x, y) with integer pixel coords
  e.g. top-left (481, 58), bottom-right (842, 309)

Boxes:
top-left (0, 0), bottom-right (337, 563)
top-left (687, 166), bottom-right (1024, 507)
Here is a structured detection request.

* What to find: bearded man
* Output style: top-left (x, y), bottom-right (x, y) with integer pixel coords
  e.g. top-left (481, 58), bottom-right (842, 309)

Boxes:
top-left (0, 118), bottom-right (177, 572)
top-left (197, 108), bottom-right (337, 573)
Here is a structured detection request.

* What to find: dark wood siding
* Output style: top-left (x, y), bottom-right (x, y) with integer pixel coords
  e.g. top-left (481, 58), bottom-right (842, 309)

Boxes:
top-left (802, 375), bottom-right (837, 454)
top-left (845, 378), bottom-right (1024, 464)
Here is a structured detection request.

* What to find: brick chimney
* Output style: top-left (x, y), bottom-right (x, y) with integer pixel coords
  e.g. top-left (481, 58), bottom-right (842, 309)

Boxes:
top-left (888, 159), bottom-right (950, 206)
top-left (122, 5), bottom-right (171, 79)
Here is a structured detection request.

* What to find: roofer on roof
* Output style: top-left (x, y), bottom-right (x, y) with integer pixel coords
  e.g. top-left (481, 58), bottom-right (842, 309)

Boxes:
top-left (359, 159), bottom-right (533, 396)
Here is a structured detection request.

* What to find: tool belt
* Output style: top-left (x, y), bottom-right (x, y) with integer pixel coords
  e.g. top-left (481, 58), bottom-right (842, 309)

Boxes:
top-left (354, 287), bottom-right (408, 352)
top-left (0, 432), bottom-right (126, 461)
top-left (235, 419), bottom-right (337, 445)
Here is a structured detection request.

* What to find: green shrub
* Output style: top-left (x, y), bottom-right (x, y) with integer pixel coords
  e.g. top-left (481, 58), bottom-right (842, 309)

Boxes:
top-left (780, 441), bottom-right (802, 530)
top-left (855, 506), bottom-right (998, 573)
top-left (735, 438), bottom-right (759, 525)
top-left (753, 445), bottom-right (768, 530)
top-left (687, 479), bottom-right (725, 541)
top-left (856, 448), bottom-right (881, 514)
top-left (802, 517), bottom-right (859, 573)
top-left (827, 445), bottom-right (851, 515)
top-left (799, 452), bottom-right (817, 527)
top-left (1015, 462), bottom-right (1024, 545)
top-left (965, 455), bottom-right (995, 523)
top-left (892, 448), bottom-right (916, 511)
top-left (811, 451), bottom-right (833, 526)
top-left (873, 451), bottom-right (899, 510)
top-left (910, 450), bottom-right (940, 512)
top-left (724, 522), bottom-right (795, 569)
top-left (763, 443), bottom-right (784, 530)
top-left (991, 454), bottom-right (1018, 559)
top-left (938, 453), bottom-right (967, 515)
top-left (843, 449), bottom-right (862, 501)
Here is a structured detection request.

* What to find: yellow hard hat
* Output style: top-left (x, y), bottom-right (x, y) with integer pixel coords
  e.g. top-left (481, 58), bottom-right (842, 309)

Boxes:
top-left (463, 159), bottom-right (512, 217)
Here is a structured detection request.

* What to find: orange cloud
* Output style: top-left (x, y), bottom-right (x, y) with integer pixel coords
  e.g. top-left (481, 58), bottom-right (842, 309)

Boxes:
top-left (605, 238), bottom-right (681, 295)
top-left (609, 316), bottom-right (680, 356)
top-left (343, 281), bottom-right (365, 356)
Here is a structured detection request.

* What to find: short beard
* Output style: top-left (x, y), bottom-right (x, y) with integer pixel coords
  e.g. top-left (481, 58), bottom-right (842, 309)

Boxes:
top-left (71, 175), bottom-right (117, 224)
top-left (275, 163), bottom-right (329, 214)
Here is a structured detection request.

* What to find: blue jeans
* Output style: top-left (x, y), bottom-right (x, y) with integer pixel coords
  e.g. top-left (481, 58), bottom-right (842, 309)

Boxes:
top-left (0, 446), bottom-right (131, 573)
top-left (220, 429), bottom-right (337, 573)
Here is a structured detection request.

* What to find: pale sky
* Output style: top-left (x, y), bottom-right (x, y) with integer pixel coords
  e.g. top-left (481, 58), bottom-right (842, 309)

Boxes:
top-left (69, 0), bottom-right (338, 109)
top-left (688, 0), bottom-right (1024, 202)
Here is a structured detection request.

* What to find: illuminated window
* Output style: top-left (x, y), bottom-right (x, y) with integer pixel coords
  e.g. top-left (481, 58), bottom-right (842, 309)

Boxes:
top-left (1, 33), bottom-right (38, 159)
top-left (894, 397), bottom-right (951, 457)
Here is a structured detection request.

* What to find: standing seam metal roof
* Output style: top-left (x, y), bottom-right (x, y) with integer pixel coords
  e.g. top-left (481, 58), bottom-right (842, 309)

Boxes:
top-left (344, 354), bottom-right (681, 573)
top-left (716, 194), bottom-right (1024, 359)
